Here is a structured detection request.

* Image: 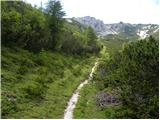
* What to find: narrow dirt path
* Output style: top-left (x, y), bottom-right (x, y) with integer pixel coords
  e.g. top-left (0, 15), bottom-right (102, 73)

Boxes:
top-left (63, 61), bottom-right (99, 119)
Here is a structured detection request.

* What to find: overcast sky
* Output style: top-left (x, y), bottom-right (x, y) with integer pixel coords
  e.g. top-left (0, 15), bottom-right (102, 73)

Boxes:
top-left (25, 0), bottom-right (159, 24)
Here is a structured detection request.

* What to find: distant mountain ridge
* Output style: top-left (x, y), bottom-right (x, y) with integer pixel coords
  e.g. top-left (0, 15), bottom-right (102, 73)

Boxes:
top-left (69, 16), bottom-right (159, 39)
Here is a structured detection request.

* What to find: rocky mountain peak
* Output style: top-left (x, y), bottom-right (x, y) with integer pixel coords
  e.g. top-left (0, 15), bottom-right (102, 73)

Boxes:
top-left (73, 16), bottom-right (106, 32)
top-left (72, 16), bottom-right (159, 38)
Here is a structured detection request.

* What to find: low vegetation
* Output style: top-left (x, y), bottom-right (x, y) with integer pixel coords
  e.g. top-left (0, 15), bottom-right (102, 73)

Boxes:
top-left (1, 46), bottom-right (97, 118)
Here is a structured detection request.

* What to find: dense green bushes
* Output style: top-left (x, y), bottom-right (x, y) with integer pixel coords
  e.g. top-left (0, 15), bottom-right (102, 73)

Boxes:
top-left (1, 1), bottom-right (52, 52)
top-left (95, 36), bottom-right (159, 118)
top-left (74, 36), bottom-right (159, 119)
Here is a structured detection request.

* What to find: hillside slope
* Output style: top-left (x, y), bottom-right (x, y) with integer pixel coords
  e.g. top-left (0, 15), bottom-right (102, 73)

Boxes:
top-left (1, 46), bottom-right (96, 118)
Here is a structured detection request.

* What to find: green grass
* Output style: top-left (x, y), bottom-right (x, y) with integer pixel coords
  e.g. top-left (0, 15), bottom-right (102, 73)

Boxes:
top-left (100, 34), bottom-right (138, 55)
top-left (1, 46), bottom-right (96, 118)
top-left (99, 38), bottom-right (124, 56)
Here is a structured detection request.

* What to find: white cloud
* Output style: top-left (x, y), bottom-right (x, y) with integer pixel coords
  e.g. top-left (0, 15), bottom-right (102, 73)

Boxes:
top-left (26, 0), bottom-right (159, 24)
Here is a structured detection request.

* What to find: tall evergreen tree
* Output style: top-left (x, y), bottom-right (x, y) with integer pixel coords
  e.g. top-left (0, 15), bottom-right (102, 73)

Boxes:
top-left (86, 26), bottom-right (97, 46)
top-left (46, 0), bottom-right (65, 50)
